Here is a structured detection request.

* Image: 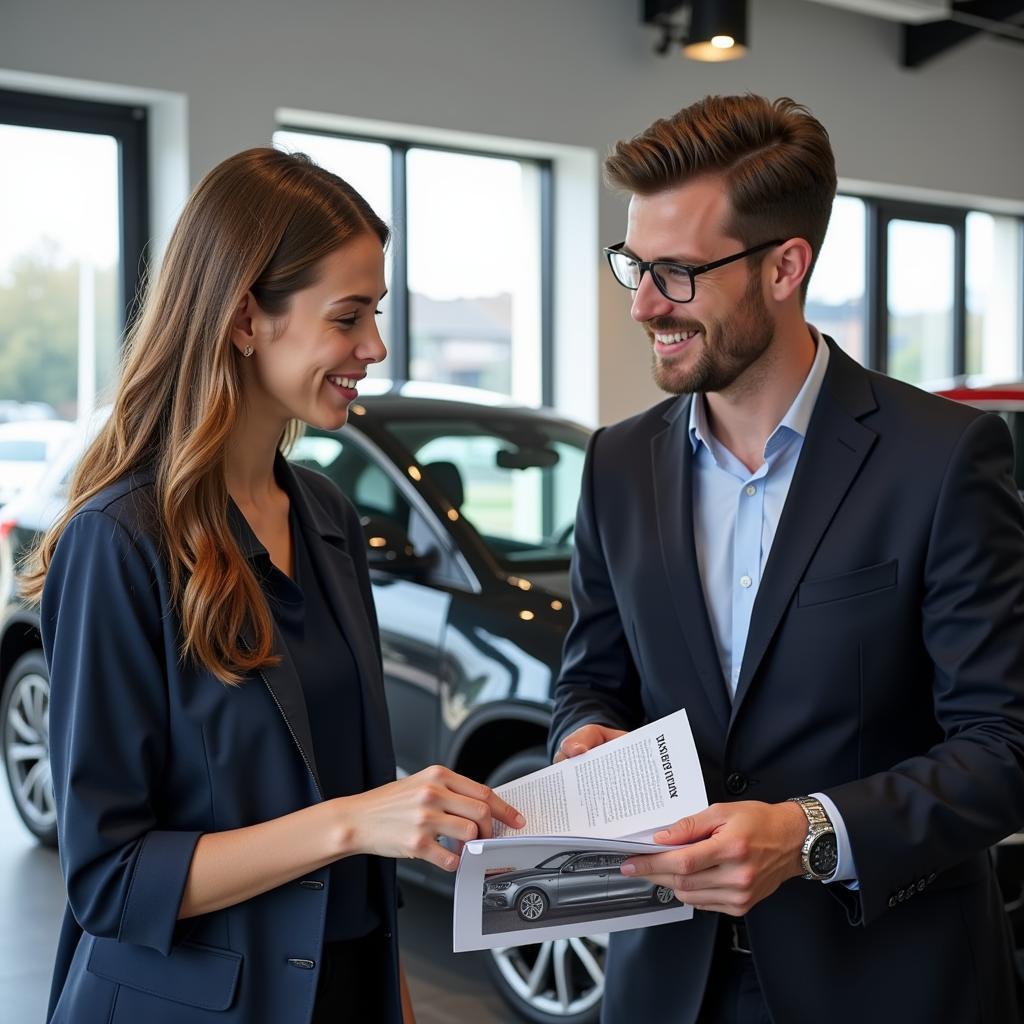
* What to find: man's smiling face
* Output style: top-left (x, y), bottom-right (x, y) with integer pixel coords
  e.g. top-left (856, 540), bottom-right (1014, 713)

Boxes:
top-left (624, 175), bottom-right (777, 396)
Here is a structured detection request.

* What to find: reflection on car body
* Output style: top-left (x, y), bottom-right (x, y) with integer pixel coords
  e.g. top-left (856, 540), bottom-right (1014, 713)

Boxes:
top-left (482, 851), bottom-right (677, 923)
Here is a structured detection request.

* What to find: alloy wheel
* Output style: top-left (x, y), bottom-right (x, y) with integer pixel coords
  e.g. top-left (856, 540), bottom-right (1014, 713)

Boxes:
top-left (3, 670), bottom-right (55, 833)
top-left (489, 933), bottom-right (608, 1021)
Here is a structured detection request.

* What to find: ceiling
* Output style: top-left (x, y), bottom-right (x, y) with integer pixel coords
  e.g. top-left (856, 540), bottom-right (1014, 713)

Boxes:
top-left (803, 0), bottom-right (1024, 66)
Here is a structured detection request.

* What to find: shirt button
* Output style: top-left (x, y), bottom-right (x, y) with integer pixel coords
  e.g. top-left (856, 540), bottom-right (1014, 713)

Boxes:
top-left (740, 575), bottom-right (752, 589)
top-left (745, 485), bottom-right (757, 496)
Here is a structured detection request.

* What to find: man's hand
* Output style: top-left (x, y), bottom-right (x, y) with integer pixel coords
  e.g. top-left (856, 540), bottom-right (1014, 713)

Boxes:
top-left (621, 801), bottom-right (808, 916)
top-left (553, 723), bottom-right (629, 763)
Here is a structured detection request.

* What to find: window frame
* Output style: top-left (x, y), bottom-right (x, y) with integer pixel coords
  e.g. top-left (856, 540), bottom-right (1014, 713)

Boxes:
top-left (275, 124), bottom-right (556, 404)
top-left (831, 191), bottom-right (1024, 382)
top-left (0, 88), bottom-right (150, 335)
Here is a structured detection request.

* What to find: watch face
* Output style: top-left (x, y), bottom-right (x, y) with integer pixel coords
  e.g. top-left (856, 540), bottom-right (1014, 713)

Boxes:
top-left (809, 833), bottom-right (838, 877)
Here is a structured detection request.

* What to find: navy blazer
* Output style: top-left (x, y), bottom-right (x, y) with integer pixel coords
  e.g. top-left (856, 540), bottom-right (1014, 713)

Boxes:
top-left (40, 456), bottom-right (402, 1024)
top-left (550, 339), bottom-right (1024, 1024)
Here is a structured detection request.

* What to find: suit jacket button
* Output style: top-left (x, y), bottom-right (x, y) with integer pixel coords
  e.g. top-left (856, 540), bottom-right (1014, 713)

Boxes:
top-left (888, 896), bottom-right (897, 908)
top-left (288, 958), bottom-right (316, 969)
top-left (927, 872), bottom-right (937, 884)
top-left (725, 773), bottom-right (748, 796)
top-left (896, 889), bottom-right (905, 901)
top-left (917, 880), bottom-right (926, 892)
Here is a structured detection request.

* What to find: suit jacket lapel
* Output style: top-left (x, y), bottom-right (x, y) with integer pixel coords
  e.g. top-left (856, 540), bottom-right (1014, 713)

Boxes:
top-left (730, 341), bottom-right (879, 725)
top-left (652, 397), bottom-right (732, 730)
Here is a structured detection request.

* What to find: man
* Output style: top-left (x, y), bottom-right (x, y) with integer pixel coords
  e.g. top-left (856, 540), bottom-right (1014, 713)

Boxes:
top-left (549, 94), bottom-right (1024, 1023)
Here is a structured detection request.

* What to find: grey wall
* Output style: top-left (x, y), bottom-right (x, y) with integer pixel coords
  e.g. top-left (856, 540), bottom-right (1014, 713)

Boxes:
top-left (4, 0), bottom-right (1022, 423)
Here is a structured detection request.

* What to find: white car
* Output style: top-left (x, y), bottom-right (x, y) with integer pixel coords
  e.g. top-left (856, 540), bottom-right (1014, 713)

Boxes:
top-left (0, 419), bottom-right (77, 507)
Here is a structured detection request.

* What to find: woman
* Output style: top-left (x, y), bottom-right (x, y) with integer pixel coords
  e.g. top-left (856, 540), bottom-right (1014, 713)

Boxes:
top-left (23, 147), bottom-right (524, 1024)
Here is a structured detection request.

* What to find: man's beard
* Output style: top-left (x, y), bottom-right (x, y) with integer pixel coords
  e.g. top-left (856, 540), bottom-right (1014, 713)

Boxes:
top-left (650, 272), bottom-right (774, 396)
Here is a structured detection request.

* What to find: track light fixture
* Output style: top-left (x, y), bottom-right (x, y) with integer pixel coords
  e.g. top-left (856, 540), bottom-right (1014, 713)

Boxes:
top-left (643, 0), bottom-right (749, 62)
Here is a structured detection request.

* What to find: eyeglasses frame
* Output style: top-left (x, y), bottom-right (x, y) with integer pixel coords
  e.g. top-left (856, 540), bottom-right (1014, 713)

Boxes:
top-left (603, 239), bottom-right (784, 303)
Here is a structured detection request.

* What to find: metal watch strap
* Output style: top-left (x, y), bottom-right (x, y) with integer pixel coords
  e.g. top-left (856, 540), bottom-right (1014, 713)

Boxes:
top-left (789, 795), bottom-right (835, 880)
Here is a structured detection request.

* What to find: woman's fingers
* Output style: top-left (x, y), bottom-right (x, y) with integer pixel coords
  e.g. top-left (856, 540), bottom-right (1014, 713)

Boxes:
top-left (426, 767), bottom-right (525, 832)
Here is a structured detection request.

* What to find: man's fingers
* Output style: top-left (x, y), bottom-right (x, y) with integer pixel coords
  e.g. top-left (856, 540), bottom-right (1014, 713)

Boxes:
top-left (623, 838), bottom-right (724, 878)
top-left (557, 723), bottom-right (627, 761)
top-left (653, 806), bottom-right (723, 846)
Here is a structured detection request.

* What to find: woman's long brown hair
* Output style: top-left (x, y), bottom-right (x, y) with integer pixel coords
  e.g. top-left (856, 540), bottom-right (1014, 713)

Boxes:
top-left (20, 147), bottom-right (389, 684)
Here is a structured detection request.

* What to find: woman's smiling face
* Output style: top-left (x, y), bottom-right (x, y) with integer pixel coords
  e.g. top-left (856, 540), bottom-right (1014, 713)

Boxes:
top-left (239, 232), bottom-right (388, 431)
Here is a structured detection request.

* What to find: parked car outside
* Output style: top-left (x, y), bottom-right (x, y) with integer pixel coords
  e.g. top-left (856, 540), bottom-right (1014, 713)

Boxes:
top-left (482, 851), bottom-right (678, 923)
top-left (0, 400), bottom-right (59, 424)
top-left (0, 382), bottom-right (604, 1024)
top-left (0, 418), bottom-right (77, 507)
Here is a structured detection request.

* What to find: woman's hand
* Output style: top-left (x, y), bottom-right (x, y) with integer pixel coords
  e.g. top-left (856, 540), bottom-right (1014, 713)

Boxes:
top-left (339, 766), bottom-right (526, 871)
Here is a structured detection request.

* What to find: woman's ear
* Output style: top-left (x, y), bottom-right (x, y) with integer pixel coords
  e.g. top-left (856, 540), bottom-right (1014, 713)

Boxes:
top-left (229, 292), bottom-right (257, 355)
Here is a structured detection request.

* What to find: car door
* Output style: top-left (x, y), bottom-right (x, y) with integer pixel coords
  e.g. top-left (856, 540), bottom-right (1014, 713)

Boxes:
top-left (557, 854), bottom-right (611, 909)
top-left (603, 853), bottom-right (649, 902)
top-left (288, 429), bottom-right (460, 776)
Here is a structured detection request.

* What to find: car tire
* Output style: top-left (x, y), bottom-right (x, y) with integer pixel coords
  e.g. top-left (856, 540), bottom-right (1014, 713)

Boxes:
top-left (515, 888), bottom-right (549, 923)
top-left (481, 748), bottom-right (606, 1024)
top-left (1, 649), bottom-right (57, 847)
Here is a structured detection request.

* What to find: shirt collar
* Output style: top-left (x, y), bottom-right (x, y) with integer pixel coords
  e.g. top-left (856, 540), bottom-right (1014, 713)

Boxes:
top-left (688, 324), bottom-right (830, 455)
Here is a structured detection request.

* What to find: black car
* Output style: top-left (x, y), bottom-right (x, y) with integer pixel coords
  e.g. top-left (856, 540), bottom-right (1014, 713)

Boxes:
top-left (0, 382), bottom-right (607, 1024)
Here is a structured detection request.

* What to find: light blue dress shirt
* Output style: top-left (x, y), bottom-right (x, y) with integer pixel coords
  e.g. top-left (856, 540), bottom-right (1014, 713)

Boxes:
top-left (688, 328), bottom-right (858, 884)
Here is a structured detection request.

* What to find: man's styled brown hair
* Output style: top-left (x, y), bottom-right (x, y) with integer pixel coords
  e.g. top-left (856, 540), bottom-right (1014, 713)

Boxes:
top-left (605, 94), bottom-right (837, 297)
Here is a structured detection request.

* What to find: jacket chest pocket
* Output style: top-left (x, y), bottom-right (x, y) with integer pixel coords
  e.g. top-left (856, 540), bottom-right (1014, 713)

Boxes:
top-left (797, 559), bottom-right (898, 607)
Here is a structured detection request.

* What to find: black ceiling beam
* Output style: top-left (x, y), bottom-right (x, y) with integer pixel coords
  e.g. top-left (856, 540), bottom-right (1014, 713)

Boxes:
top-left (903, 0), bottom-right (1024, 68)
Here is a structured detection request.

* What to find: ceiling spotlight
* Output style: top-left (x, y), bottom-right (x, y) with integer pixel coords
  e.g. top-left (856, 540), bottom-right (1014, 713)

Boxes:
top-left (642, 0), bottom-right (749, 62)
top-left (684, 0), bottom-right (748, 61)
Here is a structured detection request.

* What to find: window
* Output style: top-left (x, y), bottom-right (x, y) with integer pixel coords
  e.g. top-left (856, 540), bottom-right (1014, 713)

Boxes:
top-left (886, 218), bottom-right (957, 383)
top-left (273, 127), bottom-right (552, 405)
top-left (806, 196), bottom-right (868, 365)
top-left (809, 193), bottom-right (1023, 385)
top-left (0, 90), bottom-right (148, 425)
top-left (966, 212), bottom-right (1022, 380)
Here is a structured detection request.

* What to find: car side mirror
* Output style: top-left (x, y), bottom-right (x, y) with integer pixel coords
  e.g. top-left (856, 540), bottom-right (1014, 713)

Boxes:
top-left (360, 514), bottom-right (437, 579)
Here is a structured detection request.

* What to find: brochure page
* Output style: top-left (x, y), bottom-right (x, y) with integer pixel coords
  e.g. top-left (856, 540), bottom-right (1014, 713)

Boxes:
top-left (452, 709), bottom-right (708, 952)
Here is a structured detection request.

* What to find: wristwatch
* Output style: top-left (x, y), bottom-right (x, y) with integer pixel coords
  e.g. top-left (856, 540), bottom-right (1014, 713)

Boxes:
top-left (789, 796), bottom-right (838, 881)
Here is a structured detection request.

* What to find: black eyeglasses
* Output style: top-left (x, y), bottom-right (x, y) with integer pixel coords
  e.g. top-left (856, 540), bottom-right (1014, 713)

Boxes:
top-left (603, 239), bottom-right (783, 303)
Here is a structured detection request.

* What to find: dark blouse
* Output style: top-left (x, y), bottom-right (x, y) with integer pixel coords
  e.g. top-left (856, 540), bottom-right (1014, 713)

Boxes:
top-left (234, 493), bottom-right (380, 942)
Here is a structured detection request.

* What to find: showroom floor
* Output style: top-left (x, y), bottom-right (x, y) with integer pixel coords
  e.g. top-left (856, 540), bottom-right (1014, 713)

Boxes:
top-left (0, 785), bottom-right (515, 1023)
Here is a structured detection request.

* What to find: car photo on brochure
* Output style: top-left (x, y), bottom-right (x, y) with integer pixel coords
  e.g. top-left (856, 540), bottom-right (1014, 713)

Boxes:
top-left (481, 850), bottom-right (679, 932)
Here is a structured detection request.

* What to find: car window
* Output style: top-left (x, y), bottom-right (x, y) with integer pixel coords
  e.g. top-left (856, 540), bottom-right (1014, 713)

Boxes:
top-left (383, 416), bottom-right (589, 569)
top-left (536, 853), bottom-right (574, 870)
top-left (287, 429), bottom-right (469, 589)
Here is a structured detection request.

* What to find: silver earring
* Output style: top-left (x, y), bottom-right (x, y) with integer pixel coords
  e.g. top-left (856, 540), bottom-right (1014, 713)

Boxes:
top-left (242, 345), bottom-right (254, 358)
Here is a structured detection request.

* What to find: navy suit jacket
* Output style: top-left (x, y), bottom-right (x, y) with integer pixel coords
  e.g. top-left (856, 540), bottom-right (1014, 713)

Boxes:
top-left (550, 339), bottom-right (1024, 1023)
top-left (40, 457), bottom-right (402, 1024)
